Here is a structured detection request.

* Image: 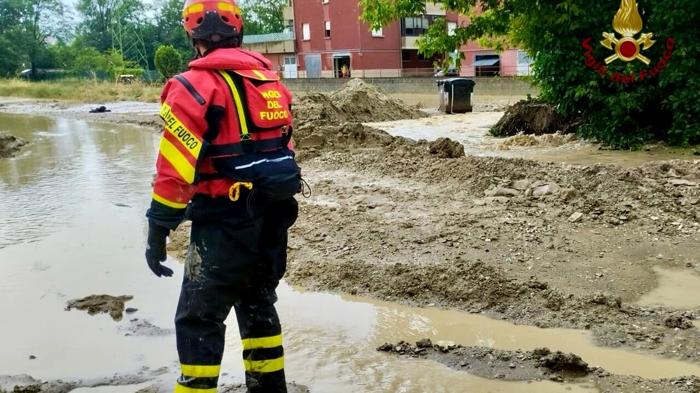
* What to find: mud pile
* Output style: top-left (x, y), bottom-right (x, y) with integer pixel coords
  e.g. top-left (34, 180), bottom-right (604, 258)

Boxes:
top-left (0, 132), bottom-right (27, 158)
top-left (65, 295), bottom-right (133, 321)
top-left (293, 79), bottom-right (426, 154)
top-left (490, 100), bottom-right (578, 137)
top-left (429, 137), bottom-right (465, 158)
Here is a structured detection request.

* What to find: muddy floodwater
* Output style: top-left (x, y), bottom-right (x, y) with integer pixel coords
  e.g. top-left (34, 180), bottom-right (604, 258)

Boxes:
top-left (1, 112), bottom-right (699, 393)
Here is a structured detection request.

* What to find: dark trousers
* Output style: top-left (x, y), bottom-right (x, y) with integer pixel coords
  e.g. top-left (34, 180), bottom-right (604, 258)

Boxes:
top-left (174, 194), bottom-right (298, 393)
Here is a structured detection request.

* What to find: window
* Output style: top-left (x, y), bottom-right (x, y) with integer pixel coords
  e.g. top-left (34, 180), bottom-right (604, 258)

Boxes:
top-left (324, 21), bottom-right (331, 38)
top-left (371, 28), bottom-right (383, 37)
top-left (302, 23), bottom-right (310, 41)
top-left (401, 15), bottom-right (438, 36)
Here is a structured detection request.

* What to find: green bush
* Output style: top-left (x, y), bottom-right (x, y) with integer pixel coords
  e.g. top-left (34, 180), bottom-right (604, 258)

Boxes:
top-left (154, 45), bottom-right (184, 80)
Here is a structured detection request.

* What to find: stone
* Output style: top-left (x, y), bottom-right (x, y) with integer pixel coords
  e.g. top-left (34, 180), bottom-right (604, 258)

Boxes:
top-left (568, 212), bottom-right (584, 223)
top-left (532, 183), bottom-right (561, 197)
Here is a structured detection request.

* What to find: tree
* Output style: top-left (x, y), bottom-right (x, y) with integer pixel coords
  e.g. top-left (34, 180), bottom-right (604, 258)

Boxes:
top-left (361, 0), bottom-right (700, 147)
top-left (76, 0), bottom-right (143, 52)
top-left (155, 44), bottom-right (184, 79)
top-left (0, 0), bottom-right (64, 77)
top-left (240, 0), bottom-right (286, 35)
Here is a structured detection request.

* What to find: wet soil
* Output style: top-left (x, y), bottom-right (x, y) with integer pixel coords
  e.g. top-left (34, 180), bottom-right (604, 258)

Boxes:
top-left (0, 132), bottom-right (27, 158)
top-left (66, 295), bottom-right (134, 321)
top-left (378, 341), bottom-right (700, 393)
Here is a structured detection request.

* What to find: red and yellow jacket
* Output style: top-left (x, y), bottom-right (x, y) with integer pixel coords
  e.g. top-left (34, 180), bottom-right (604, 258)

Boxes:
top-left (147, 48), bottom-right (294, 229)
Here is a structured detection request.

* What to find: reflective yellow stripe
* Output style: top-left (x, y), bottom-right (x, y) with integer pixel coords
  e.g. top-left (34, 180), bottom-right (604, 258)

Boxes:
top-left (243, 356), bottom-right (284, 373)
top-left (152, 192), bottom-right (187, 209)
top-left (218, 2), bottom-right (240, 13)
top-left (160, 103), bottom-right (203, 158)
top-left (160, 137), bottom-right (196, 184)
top-left (252, 70), bottom-right (268, 80)
top-left (181, 364), bottom-right (221, 378)
top-left (174, 384), bottom-right (216, 393)
top-left (218, 71), bottom-right (249, 138)
top-left (183, 3), bottom-right (204, 16)
top-left (241, 334), bottom-right (283, 350)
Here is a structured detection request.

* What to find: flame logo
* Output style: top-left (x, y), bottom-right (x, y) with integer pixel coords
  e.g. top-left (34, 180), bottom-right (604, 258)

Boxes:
top-left (613, 0), bottom-right (643, 37)
top-left (600, 0), bottom-right (655, 64)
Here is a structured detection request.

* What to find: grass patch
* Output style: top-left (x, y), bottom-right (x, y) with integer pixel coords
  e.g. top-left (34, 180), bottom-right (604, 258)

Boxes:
top-left (0, 79), bottom-right (162, 102)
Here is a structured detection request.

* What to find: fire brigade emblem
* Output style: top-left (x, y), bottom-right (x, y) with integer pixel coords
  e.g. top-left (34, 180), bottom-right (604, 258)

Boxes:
top-left (600, 0), bottom-right (655, 65)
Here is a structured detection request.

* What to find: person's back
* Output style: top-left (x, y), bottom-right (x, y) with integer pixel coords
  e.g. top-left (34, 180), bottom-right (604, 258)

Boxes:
top-left (144, 1), bottom-right (299, 392)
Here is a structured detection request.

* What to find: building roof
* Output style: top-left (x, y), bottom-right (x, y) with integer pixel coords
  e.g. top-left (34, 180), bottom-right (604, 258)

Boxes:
top-left (243, 31), bottom-right (295, 44)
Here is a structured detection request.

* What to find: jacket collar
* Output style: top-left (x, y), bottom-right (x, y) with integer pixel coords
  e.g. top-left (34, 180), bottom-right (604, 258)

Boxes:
top-left (188, 48), bottom-right (272, 71)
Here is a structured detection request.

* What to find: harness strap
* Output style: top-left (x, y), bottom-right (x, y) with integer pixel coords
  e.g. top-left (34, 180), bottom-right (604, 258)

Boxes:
top-left (218, 70), bottom-right (250, 140)
top-left (204, 137), bottom-right (288, 157)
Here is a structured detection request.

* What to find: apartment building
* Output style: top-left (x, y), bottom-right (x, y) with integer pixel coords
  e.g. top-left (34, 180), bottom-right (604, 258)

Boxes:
top-left (252, 0), bottom-right (531, 78)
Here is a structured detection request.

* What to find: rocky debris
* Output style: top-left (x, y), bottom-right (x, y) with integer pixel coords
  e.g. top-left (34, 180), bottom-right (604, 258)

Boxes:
top-left (532, 348), bottom-right (588, 375)
top-left (428, 137), bottom-right (465, 159)
top-left (663, 313), bottom-right (694, 329)
top-left (490, 100), bottom-right (578, 137)
top-left (0, 132), bottom-right (28, 158)
top-left (65, 295), bottom-right (133, 321)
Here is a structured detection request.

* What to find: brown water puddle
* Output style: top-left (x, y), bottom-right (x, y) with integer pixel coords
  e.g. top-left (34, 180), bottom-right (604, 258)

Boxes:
top-left (1, 112), bottom-right (698, 393)
top-left (369, 113), bottom-right (699, 167)
top-left (637, 267), bottom-right (700, 310)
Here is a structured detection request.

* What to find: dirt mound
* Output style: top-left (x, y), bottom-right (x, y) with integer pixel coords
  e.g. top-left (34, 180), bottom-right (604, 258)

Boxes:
top-left (490, 100), bottom-right (576, 137)
top-left (428, 137), bottom-right (465, 158)
top-left (292, 79), bottom-right (426, 154)
top-left (66, 294), bottom-right (133, 321)
top-left (0, 132), bottom-right (27, 158)
top-left (328, 79), bottom-right (427, 123)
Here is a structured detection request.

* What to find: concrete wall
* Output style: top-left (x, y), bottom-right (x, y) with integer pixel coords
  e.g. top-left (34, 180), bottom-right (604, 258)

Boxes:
top-left (282, 77), bottom-right (539, 97)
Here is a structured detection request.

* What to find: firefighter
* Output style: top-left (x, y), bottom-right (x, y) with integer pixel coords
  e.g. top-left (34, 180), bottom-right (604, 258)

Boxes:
top-left (144, 0), bottom-right (300, 392)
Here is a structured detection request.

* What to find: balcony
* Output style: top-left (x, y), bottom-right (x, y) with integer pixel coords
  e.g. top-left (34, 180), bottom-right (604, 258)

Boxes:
top-left (242, 31), bottom-right (296, 54)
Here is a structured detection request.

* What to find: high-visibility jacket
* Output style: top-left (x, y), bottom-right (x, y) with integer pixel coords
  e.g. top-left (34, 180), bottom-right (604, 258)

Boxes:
top-left (147, 48), bottom-right (296, 230)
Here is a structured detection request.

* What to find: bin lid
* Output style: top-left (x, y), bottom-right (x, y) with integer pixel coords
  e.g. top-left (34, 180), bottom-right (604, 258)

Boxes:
top-left (439, 77), bottom-right (476, 87)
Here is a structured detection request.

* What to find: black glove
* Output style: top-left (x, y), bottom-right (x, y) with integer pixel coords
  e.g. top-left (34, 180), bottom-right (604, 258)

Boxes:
top-left (145, 222), bottom-right (173, 277)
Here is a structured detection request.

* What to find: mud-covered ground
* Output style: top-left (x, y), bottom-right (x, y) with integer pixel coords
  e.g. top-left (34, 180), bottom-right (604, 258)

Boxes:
top-left (2, 80), bottom-right (700, 392)
top-left (378, 341), bottom-right (700, 393)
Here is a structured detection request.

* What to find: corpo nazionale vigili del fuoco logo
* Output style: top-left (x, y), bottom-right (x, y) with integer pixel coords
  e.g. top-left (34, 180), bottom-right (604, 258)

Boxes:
top-left (582, 0), bottom-right (675, 84)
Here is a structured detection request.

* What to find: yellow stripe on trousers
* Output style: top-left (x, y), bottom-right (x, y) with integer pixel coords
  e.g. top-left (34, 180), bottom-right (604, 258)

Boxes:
top-left (243, 356), bottom-right (284, 373)
top-left (159, 137), bottom-right (196, 184)
top-left (241, 334), bottom-right (283, 350)
top-left (173, 384), bottom-right (217, 393)
top-left (180, 363), bottom-right (221, 378)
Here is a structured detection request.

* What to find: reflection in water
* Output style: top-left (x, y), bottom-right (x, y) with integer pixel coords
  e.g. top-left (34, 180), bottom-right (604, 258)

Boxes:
top-left (0, 113), bottom-right (158, 248)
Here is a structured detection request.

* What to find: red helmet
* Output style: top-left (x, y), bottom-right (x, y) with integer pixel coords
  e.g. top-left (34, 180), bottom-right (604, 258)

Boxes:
top-left (182, 0), bottom-right (244, 44)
